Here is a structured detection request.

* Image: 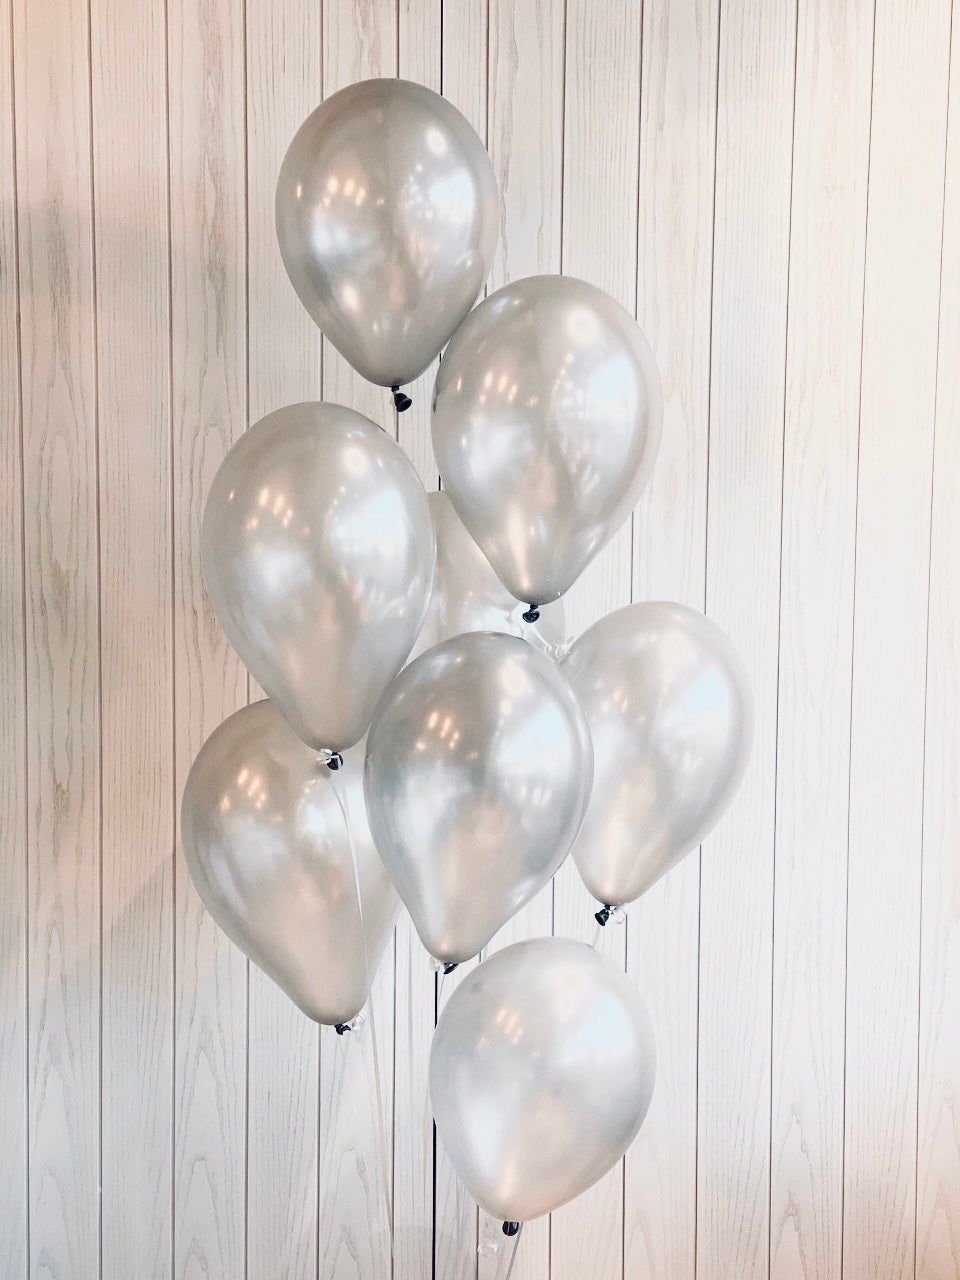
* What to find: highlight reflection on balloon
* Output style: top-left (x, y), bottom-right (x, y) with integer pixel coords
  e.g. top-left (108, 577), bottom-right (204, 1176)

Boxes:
top-left (432, 275), bottom-right (663, 606)
top-left (430, 937), bottom-right (656, 1222)
top-left (202, 402), bottom-right (435, 752)
top-left (364, 632), bottom-right (593, 963)
top-left (277, 78), bottom-right (499, 389)
top-left (409, 491), bottom-right (566, 660)
top-left (563, 602), bottom-right (753, 907)
top-left (181, 700), bottom-right (398, 1026)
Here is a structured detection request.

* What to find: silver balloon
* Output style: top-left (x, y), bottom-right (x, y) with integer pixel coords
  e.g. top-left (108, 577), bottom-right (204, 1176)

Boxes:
top-left (364, 633), bottom-right (593, 963)
top-left (430, 937), bottom-right (656, 1222)
top-left (432, 275), bottom-right (663, 606)
top-left (276, 78), bottom-right (499, 389)
top-left (202, 402), bottom-right (435, 752)
top-left (181, 700), bottom-right (399, 1026)
top-left (409, 491), bottom-right (566, 660)
top-left (563, 602), bottom-right (753, 907)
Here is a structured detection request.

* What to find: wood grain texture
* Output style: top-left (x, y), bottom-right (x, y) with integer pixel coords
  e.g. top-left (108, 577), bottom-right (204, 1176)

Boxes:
top-left (317, 8), bottom-right (399, 1279)
top-left (916, 9), bottom-right (960, 1273)
top-left (243, 1), bottom-right (323, 1276)
top-left (0, 0), bottom-right (27, 1267)
top-left (697, 2), bottom-right (796, 1278)
top-left (768, 3), bottom-right (873, 1278)
top-left (396, 0), bottom-right (442, 488)
top-left (13, 0), bottom-right (102, 1275)
top-left (625, 0), bottom-right (718, 1275)
top-left (478, 4), bottom-right (567, 1276)
top-left (549, 1), bottom-right (641, 1277)
top-left (843, 1), bottom-right (952, 1278)
top-left (91, 0), bottom-right (174, 1273)
top-left (393, 7), bottom-right (442, 1276)
top-left (168, 0), bottom-right (249, 1273)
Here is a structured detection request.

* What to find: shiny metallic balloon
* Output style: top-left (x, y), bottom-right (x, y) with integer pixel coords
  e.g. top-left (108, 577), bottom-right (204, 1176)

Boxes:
top-left (563, 602), bottom-right (753, 907)
top-left (276, 78), bottom-right (499, 389)
top-left (409, 492), bottom-right (566, 660)
top-left (202, 402), bottom-right (435, 752)
top-left (364, 633), bottom-right (593, 963)
top-left (432, 275), bottom-right (663, 606)
top-left (181, 700), bottom-right (399, 1026)
top-left (430, 937), bottom-right (656, 1222)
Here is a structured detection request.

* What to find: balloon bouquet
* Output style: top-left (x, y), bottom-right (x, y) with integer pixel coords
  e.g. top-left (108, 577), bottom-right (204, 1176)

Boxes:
top-left (182, 79), bottom-right (753, 1248)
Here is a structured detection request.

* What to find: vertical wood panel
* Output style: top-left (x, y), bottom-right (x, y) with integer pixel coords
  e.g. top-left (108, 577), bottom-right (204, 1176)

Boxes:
top-left (550, 2), bottom-right (641, 1279)
top-left (917, 8), bottom-right (960, 1272)
top-left (476, 4), bottom-right (567, 1276)
top-left (625, 0), bottom-right (718, 1275)
top-left (698, 2), bottom-right (796, 1279)
top-left (318, 8), bottom-right (399, 1279)
top-left (393, 7), bottom-right (443, 1278)
top-left (168, 0), bottom-right (249, 1272)
top-left (768, 3), bottom-right (873, 1278)
top-left (0, 0), bottom-right (27, 1266)
top-left (436, 12), bottom-right (492, 1280)
top-left (243, 1), bottom-right (322, 1275)
top-left (843, 1), bottom-right (952, 1277)
top-left (92, 0), bottom-right (174, 1272)
top-left (13, 0), bottom-right (102, 1274)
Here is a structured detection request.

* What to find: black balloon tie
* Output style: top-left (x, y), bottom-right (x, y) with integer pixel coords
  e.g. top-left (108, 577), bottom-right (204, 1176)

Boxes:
top-left (594, 904), bottom-right (613, 927)
top-left (522, 604), bottom-right (541, 623)
top-left (443, 962), bottom-right (459, 975)
top-left (334, 1022), bottom-right (350, 1036)
top-left (502, 1221), bottom-right (521, 1237)
top-left (325, 750), bottom-right (344, 772)
top-left (391, 384), bottom-right (412, 413)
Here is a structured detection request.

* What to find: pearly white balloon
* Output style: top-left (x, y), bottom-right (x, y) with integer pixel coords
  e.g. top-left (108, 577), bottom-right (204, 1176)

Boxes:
top-left (181, 700), bottom-right (398, 1027)
top-left (430, 937), bottom-right (656, 1222)
top-left (365, 632), bottom-right (593, 963)
top-left (432, 275), bottom-right (662, 607)
top-left (277, 78), bottom-right (499, 393)
top-left (202, 402), bottom-right (435, 752)
top-left (563, 602), bottom-right (753, 908)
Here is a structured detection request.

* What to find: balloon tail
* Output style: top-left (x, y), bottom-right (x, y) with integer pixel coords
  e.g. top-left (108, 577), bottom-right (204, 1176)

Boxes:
top-left (326, 763), bottom-right (395, 1258)
top-left (391, 384), bottom-right (412, 413)
top-left (521, 613), bottom-right (572, 663)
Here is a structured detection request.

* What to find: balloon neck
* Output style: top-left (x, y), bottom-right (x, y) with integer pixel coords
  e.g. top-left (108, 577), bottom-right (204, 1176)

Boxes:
top-left (594, 904), bottom-right (613, 927)
top-left (521, 604), bottom-right (541, 623)
top-left (318, 749), bottom-right (344, 771)
top-left (443, 961), bottom-right (459, 975)
top-left (502, 1221), bottom-right (521, 1237)
top-left (391, 384), bottom-right (412, 413)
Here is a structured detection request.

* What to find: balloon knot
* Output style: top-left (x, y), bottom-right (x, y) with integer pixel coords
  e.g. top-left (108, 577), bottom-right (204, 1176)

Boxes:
top-left (594, 904), bottom-right (613, 927)
top-left (502, 1221), bottom-right (521, 1237)
top-left (443, 962), bottom-right (459, 975)
top-left (391, 384), bottom-right (412, 413)
top-left (323, 751), bottom-right (344, 771)
top-left (334, 1022), bottom-right (350, 1035)
top-left (522, 605), bottom-right (541, 623)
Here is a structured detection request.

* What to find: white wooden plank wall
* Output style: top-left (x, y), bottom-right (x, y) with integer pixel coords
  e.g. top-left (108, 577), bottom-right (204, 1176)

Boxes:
top-left (2, 1), bottom-right (958, 1277)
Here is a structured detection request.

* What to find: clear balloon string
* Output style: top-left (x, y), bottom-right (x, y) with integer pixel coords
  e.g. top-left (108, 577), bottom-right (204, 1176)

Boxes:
top-left (521, 613), bottom-right (572, 662)
top-left (479, 1217), bottom-right (524, 1280)
top-left (324, 757), bottom-right (395, 1252)
top-left (498, 1225), bottom-right (523, 1280)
